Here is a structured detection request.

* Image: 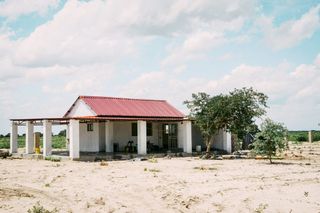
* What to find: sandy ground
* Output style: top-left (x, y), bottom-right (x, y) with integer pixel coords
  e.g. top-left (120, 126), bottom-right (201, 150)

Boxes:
top-left (1, 144), bottom-right (320, 213)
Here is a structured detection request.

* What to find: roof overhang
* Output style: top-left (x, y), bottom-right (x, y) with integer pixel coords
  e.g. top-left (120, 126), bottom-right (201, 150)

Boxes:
top-left (10, 116), bottom-right (192, 125)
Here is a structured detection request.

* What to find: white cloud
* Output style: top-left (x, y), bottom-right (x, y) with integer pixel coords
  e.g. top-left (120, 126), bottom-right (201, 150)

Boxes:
top-left (0, 0), bottom-right (60, 20)
top-left (121, 54), bottom-right (320, 129)
top-left (11, 0), bottom-right (257, 67)
top-left (258, 5), bottom-right (320, 50)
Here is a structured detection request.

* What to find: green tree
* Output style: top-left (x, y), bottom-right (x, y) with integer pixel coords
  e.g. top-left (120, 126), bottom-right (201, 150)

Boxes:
top-left (184, 93), bottom-right (228, 154)
top-left (253, 119), bottom-right (287, 163)
top-left (184, 87), bottom-right (268, 154)
top-left (227, 87), bottom-right (268, 149)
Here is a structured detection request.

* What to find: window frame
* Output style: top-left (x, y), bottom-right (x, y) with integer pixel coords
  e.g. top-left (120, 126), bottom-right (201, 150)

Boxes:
top-left (87, 123), bottom-right (93, 132)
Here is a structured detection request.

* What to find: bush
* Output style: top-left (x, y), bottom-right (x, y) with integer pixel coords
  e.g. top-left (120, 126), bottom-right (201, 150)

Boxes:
top-left (27, 202), bottom-right (57, 213)
top-left (288, 131), bottom-right (320, 142)
top-left (253, 119), bottom-right (287, 163)
top-left (313, 132), bottom-right (320, 141)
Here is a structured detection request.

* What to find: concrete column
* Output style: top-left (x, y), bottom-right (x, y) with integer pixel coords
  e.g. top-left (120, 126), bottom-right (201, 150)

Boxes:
top-left (137, 120), bottom-right (147, 155)
top-left (69, 119), bottom-right (80, 159)
top-left (183, 121), bottom-right (192, 153)
top-left (43, 120), bottom-right (52, 157)
top-left (105, 121), bottom-right (114, 152)
top-left (26, 121), bottom-right (34, 154)
top-left (65, 124), bottom-right (70, 151)
top-left (225, 132), bottom-right (232, 153)
top-left (308, 131), bottom-right (313, 143)
top-left (10, 122), bottom-right (18, 154)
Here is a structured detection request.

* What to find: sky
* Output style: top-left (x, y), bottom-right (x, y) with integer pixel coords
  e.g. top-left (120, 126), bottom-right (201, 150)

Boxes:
top-left (0, 0), bottom-right (320, 134)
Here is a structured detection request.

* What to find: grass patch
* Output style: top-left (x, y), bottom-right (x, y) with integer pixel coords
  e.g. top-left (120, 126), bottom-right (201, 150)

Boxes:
top-left (194, 166), bottom-right (217, 171)
top-left (148, 157), bottom-right (158, 163)
top-left (0, 135), bottom-right (66, 149)
top-left (149, 168), bottom-right (161, 173)
top-left (45, 156), bottom-right (61, 162)
top-left (144, 168), bottom-right (161, 172)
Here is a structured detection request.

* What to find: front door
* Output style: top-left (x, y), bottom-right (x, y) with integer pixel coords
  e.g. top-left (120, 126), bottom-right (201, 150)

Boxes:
top-left (162, 124), bottom-right (178, 150)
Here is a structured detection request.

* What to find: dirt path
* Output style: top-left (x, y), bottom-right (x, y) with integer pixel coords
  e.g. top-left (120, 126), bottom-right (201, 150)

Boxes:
top-left (0, 143), bottom-right (320, 212)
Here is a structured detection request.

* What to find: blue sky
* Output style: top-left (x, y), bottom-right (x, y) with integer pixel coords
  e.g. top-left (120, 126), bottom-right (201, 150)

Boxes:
top-left (0, 0), bottom-right (320, 134)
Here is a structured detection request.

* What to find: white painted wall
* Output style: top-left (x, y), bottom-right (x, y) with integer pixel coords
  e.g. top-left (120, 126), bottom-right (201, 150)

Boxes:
top-left (177, 121), bottom-right (192, 153)
top-left (113, 121), bottom-right (159, 151)
top-left (79, 122), bottom-right (100, 152)
top-left (177, 122), bottom-right (184, 149)
top-left (191, 126), bottom-right (232, 153)
top-left (67, 99), bottom-right (96, 117)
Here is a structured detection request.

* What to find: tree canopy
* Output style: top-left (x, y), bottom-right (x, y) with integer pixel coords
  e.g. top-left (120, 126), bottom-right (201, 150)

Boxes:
top-left (184, 87), bottom-right (268, 154)
top-left (253, 119), bottom-right (287, 163)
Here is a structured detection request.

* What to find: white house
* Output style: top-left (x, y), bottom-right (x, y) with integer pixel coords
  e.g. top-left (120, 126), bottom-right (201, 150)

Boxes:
top-left (9, 96), bottom-right (231, 160)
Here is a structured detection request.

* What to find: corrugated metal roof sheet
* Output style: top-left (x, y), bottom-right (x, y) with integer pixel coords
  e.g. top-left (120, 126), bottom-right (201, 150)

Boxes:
top-left (79, 96), bottom-right (185, 118)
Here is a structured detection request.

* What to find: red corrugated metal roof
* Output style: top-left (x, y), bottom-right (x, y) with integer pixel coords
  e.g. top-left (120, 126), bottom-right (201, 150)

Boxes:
top-left (79, 96), bottom-right (185, 118)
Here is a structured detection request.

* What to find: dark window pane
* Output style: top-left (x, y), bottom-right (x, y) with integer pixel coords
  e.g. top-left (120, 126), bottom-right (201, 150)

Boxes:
top-left (132, 123), bottom-right (137, 136)
top-left (147, 123), bottom-right (152, 136)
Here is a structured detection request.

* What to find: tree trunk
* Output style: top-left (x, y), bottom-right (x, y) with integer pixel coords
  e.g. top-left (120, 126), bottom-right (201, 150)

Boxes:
top-left (205, 137), bottom-right (213, 158)
top-left (268, 150), bottom-right (273, 164)
top-left (206, 139), bottom-right (211, 154)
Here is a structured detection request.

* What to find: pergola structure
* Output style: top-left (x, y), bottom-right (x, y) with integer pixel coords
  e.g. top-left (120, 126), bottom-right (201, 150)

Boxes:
top-left (9, 117), bottom-right (70, 158)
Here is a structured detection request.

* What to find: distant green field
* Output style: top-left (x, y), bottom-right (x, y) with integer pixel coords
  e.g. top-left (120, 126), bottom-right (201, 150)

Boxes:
top-left (288, 131), bottom-right (320, 142)
top-left (0, 135), bottom-right (66, 149)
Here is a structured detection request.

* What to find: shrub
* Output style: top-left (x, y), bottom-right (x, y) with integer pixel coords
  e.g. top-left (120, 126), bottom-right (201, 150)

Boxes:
top-left (253, 119), bottom-right (287, 163)
top-left (27, 202), bottom-right (57, 213)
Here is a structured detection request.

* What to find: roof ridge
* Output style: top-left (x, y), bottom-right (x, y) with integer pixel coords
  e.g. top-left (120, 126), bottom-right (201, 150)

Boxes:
top-left (79, 95), bottom-right (167, 102)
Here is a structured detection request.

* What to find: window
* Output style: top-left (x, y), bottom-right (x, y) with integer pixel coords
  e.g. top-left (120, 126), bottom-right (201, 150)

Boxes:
top-left (87, 123), bottom-right (93, 132)
top-left (131, 122), bottom-right (152, 136)
top-left (131, 123), bottom-right (137, 136)
top-left (147, 123), bottom-right (152, 136)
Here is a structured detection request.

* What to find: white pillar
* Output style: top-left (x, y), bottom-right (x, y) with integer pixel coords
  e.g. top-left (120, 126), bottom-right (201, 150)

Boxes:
top-left (26, 121), bottom-right (34, 154)
top-left (183, 121), bottom-right (192, 153)
top-left (308, 131), bottom-right (313, 143)
top-left (66, 124), bottom-right (70, 151)
top-left (226, 132), bottom-right (232, 153)
top-left (43, 120), bottom-right (52, 157)
top-left (69, 119), bottom-right (80, 159)
top-left (105, 121), bottom-right (114, 152)
top-left (10, 122), bottom-right (18, 153)
top-left (137, 120), bottom-right (147, 155)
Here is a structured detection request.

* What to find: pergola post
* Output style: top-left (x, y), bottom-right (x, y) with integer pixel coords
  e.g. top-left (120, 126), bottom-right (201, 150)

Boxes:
top-left (308, 131), bottom-right (313, 143)
top-left (69, 119), bottom-right (80, 160)
top-left (105, 121), bottom-right (114, 152)
top-left (10, 122), bottom-right (18, 154)
top-left (66, 124), bottom-right (70, 151)
top-left (137, 120), bottom-right (147, 155)
top-left (43, 120), bottom-right (52, 157)
top-left (183, 121), bottom-right (192, 153)
top-left (26, 121), bottom-right (34, 154)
